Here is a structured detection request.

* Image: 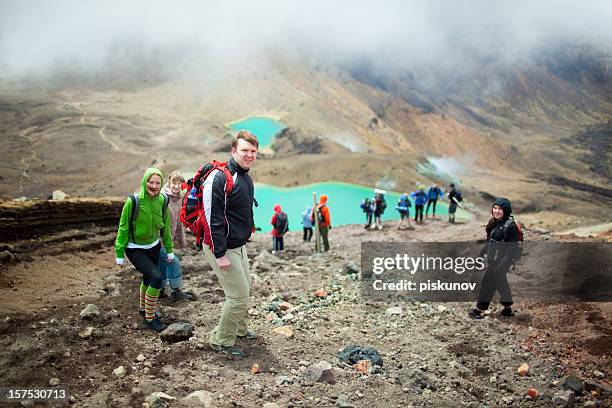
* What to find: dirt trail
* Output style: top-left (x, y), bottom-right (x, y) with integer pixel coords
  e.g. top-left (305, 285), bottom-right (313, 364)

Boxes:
top-left (17, 125), bottom-right (43, 195)
top-left (98, 125), bottom-right (119, 152)
top-left (71, 101), bottom-right (119, 152)
top-left (0, 217), bottom-right (609, 407)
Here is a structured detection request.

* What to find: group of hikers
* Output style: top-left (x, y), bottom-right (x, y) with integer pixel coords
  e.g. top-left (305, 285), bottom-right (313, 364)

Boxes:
top-left (115, 130), bottom-right (521, 358)
top-left (360, 182), bottom-right (463, 230)
top-left (269, 195), bottom-right (332, 254)
top-left (116, 131), bottom-right (259, 357)
top-left (268, 182), bottom-right (463, 254)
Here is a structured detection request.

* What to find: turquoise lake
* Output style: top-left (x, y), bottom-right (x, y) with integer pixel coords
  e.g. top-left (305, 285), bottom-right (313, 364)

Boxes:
top-left (253, 182), bottom-right (464, 233)
top-left (229, 117), bottom-right (285, 148)
top-left (229, 119), bottom-right (466, 232)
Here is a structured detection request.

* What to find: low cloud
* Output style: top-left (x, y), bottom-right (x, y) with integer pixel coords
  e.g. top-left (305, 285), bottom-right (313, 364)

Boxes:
top-left (0, 0), bottom-right (610, 82)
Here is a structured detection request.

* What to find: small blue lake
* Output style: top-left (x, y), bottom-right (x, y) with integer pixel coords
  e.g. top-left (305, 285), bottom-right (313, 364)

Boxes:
top-left (253, 182), bottom-right (464, 233)
top-left (229, 117), bottom-right (285, 148)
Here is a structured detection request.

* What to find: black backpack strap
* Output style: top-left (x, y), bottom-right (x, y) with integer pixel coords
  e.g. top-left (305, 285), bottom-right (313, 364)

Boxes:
top-left (160, 193), bottom-right (169, 237)
top-left (502, 217), bottom-right (515, 241)
top-left (129, 194), bottom-right (139, 242)
top-left (161, 193), bottom-right (169, 219)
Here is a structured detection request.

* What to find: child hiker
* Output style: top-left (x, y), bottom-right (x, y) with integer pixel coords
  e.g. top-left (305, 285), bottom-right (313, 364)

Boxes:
top-left (270, 204), bottom-right (289, 253)
top-left (159, 170), bottom-right (193, 301)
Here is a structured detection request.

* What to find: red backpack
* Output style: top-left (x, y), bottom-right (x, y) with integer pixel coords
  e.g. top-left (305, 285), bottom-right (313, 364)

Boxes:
top-left (180, 160), bottom-right (234, 251)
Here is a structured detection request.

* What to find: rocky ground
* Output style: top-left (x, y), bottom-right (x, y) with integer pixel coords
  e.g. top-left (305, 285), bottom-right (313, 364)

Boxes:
top-left (0, 215), bottom-right (610, 408)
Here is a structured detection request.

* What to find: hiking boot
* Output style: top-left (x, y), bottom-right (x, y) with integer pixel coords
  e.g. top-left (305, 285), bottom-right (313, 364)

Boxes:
top-left (143, 317), bottom-right (167, 332)
top-left (158, 288), bottom-right (167, 299)
top-left (500, 308), bottom-right (515, 317)
top-left (139, 309), bottom-right (162, 319)
top-left (208, 343), bottom-right (245, 357)
top-left (170, 289), bottom-right (194, 302)
top-left (469, 308), bottom-right (483, 320)
top-left (237, 330), bottom-right (257, 340)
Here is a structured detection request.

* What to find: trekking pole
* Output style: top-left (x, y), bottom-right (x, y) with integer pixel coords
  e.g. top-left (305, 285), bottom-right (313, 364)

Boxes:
top-left (313, 192), bottom-right (321, 253)
top-left (451, 197), bottom-right (465, 208)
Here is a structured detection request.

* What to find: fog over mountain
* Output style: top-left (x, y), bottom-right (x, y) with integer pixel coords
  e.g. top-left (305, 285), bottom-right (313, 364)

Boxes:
top-left (1, 0), bottom-right (611, 85)
top-left (0, 0), bottom-right (610, 215)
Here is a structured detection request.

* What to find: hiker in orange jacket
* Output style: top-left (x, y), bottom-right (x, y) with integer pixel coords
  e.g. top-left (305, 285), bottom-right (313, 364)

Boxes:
top-left (312, 194), bottom-right (332, 251)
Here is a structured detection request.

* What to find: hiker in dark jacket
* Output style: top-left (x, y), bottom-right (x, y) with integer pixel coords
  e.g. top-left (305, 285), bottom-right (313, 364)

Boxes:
top-left (204, 160), bottom-right (255, 259)
top-left (470, 197), bottom-right (519, 319)
top-left (447, 183), bottom-right (459, 223)
top-left (373, 193), bottom-right (387, 230)
top-left (201, 131), bottom-right (258, 357)
top-left (270, 204), bottom-right (288, 253)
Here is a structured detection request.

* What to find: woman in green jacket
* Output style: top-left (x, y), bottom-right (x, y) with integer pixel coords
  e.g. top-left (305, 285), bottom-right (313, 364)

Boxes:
top-left (115, 168), bottom-right (174, 332)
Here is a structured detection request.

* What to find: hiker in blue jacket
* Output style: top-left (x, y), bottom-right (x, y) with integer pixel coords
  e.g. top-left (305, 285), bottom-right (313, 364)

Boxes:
top-left (425, 182), bottom-right (444, 219)
top-left (360, 197), bottom-right (375, 229)
top-left (396, 193), bottom-right (412, 230)
top-left (301, 206), bottom-right (313, 242)
top-left (411, 186), bottom-right (428, 224)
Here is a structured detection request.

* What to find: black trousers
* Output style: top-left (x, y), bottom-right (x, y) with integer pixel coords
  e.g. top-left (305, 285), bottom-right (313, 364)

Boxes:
top-left (303, 227), bottom-right (313, 242)
top-left (477, 263), bottom-right (513, 310)
top-left (426, 199), bottom-right (438, 215)
top-left (125, 242), bottom-right (163, 289)
top-left (414, 205), bottom-right (424, 223)
top-left (365, 213), bottom-right (373, 228)
top-left (273, 236), bottom-right (284, 251)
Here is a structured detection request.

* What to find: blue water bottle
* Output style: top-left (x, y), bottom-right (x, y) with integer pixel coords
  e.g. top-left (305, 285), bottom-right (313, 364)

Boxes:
top-left (187, 187), bottom-right (198, 211)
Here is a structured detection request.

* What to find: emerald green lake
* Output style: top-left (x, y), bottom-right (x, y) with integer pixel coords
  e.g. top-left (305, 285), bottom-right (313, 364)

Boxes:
top-left (253, 182), bottom-right (466, 233)
top-left (229, 117), bottom-right (284, 148)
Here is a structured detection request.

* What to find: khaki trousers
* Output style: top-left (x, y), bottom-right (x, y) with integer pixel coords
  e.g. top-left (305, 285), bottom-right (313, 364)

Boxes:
top-left (203, 245), bottom-right (251, 346)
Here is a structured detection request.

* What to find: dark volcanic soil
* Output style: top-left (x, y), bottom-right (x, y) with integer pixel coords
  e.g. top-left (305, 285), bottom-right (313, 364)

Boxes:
top-left (0, 217), bottom-right (610, 408)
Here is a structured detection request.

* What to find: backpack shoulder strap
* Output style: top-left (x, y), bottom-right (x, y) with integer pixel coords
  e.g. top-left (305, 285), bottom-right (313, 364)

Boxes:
top-left (160, 192), bottom-right (170, 237)
top-left (161, 193), bottom-right (169, 219)
top-left (210, 161), bottom-right (234, 194)
top-left (502, 217), bottom-right (515, 241)
top-left (129, 194), bottom-right (139, 242)
top-left (221, 167), bottom-right (234, 194)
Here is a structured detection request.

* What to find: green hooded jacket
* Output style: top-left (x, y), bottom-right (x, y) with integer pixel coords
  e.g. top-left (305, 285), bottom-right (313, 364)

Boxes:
top-left (115, 168), bottom-right (174, 259)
